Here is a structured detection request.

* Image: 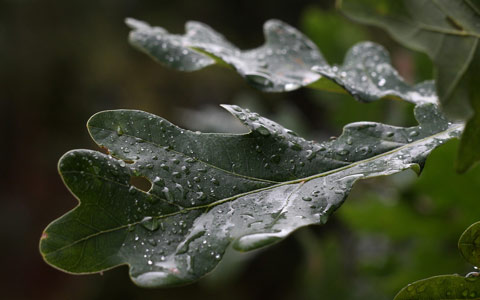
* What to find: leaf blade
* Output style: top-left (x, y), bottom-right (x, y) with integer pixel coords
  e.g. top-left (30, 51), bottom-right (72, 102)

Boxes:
top-left (40, 103), bottom-right (462, 287)
top-left (338, 0), bottom-right (480, 171)
top-left (127, 18), bottom-right (436, 105)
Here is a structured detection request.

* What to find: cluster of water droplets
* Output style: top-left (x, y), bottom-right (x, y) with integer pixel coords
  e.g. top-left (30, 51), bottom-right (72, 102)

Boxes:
top-left (128, 18), bottom-right (328, 92)
top-left (127, 18), bottom-right (215, 71)
top-left (54, 99), bottom-right (464, 287)
top-left (312, 42), bottom-right (438, 105)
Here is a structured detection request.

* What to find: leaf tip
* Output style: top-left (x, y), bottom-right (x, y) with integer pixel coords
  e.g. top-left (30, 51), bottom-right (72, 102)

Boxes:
top-left (125, 18), bottom-right (148, 30)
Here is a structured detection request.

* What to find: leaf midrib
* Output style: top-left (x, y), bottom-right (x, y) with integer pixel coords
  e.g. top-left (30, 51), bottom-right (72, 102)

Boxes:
top-left (44, 123), bottom-right (463, 257)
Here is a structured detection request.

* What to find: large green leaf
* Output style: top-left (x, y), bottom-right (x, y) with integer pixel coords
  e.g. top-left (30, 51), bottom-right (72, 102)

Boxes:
top-left (40, 100), bottom-right (462, 287)
top-left (127, 18), bottom-right (437, 104)
top-left (338, 0), bottom-right (480, 171)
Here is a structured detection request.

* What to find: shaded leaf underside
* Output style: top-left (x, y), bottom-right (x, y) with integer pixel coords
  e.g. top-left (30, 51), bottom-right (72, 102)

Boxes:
top-left (40, 101), bottom-right (462, 287)
top-left (339, 0), bottom-right (480, 172)
top-left (340, 0), bottom-right (480, 116)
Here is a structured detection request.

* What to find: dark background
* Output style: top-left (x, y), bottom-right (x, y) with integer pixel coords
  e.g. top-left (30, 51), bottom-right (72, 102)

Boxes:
top-left (2, 0), bottom-right (480, 299)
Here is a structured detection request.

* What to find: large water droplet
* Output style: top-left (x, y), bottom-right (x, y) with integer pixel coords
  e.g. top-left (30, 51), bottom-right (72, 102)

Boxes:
top-left (116, 125), bottom-right (124, 136)
top-left (141, 216), bottom-right (160, 231)
top-left (256, 125), bottom-right (271, 136)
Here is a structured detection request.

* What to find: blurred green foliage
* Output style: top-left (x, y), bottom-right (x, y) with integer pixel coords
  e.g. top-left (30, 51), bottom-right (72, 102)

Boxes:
top-left (3, 0), bottom-right (479, 299)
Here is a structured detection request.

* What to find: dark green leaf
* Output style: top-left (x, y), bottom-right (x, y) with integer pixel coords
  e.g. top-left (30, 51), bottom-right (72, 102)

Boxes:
top-left (40, 101), bottom-right (462, 287)
top-left (459, 221), bottom-right (480, 267)
top-left (338, 0), bottom-right (480, 171)
top-left (394, 275), bottom-right (480, 300)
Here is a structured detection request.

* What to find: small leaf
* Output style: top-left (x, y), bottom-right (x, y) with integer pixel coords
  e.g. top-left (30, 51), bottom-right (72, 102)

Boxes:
top-left (459, 221), bottom-right (480, 267)
top-left (40, 101), bottom-right (462, 287)
top-left (394, 275), bottom-right (480, 300)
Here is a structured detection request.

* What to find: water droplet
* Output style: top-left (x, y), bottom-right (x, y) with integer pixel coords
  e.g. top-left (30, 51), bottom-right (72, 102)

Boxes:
top-left (141, 217), bottom-right (159, 231)
top-left (289, 142), bottom-right (302, 151)
top-left (196, 191), bottom-right (206, 200)
top-left (256, 125), bottom-right (271, 136)
top-left (409, 130), bottom-right (419, 137)
top-left (284, 83), bottom-right (300, 91)
top-left (306, 150), bottom-right (316, 160)
top-left (116, 125), bottom-right (124, 136)
top-left (270, 154), bottom-right (281, 163)
top-left (162, 187), bottom-right (173, 201)
top-left (416, 284), bottom-right (426, 293)
top-left (378, 78), bottom-right (386, 87)
top-left (153, 176), bottom-right (164, 185)
top-left (129, 186), bottom-right (136, 194)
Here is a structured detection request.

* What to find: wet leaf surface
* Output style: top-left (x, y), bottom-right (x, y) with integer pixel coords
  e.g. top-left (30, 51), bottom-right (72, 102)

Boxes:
top-left (338, 0), bottom-right (480, 172)
top-left (127, 18), bottom-right (435, 103)
top-left (127, 18), bottom-right (326, 92)
top-left (40, 99), bottom-right (462, 287)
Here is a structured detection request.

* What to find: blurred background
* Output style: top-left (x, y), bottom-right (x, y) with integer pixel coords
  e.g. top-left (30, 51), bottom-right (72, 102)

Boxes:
top-left (2, 0), bottom-right (480, 299)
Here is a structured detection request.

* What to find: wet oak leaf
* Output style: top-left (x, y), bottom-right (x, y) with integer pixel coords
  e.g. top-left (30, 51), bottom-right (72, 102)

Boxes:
top-left (40, 100), bottom-right (462, 287)
top-left (338, 0), bottom-right (480, 172)
top-left (127, 18), bottom-right (437, 104)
